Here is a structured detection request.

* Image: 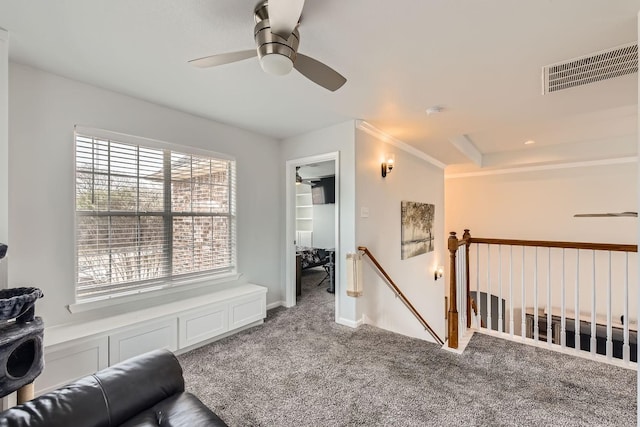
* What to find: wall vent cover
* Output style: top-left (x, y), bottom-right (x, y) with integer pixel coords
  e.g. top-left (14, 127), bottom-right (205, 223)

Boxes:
top-left (542, 42), bottom-right (638, 94)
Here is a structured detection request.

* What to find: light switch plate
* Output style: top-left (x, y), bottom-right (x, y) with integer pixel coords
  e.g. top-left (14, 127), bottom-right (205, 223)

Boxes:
top-left (360, 207), bottom-right (369, 218)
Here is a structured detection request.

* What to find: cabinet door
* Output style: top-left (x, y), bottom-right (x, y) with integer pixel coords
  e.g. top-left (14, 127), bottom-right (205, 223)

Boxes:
top-left (229, 295), bottom-right (266, 330)
top-left (37, 336), bottom-right (108, 395)
top-left (179, 303), bottom-right (228, 348)
top-left (109, 318), bottom-right (177, 364)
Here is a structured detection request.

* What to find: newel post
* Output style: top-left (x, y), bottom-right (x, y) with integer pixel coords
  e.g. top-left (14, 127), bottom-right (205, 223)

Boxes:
top-left (447, 231), bottom-right (459, 349)
top-left (463, 229), bottom-right (471, 328)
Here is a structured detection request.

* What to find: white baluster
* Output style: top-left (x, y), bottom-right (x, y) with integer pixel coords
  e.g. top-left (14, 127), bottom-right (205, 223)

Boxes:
top-left (590, 251), bottom-right (596, 356)
top-left (623, 252), bottom-right (630, 363)
top-left (477, 243), bottom-right (481, 330)
top-left (463, 247), bottom-right (468, 334)
top-left (534, 247), bottom-right (539, 341)
top-left (561, 249), bottom-right (566, 348)
top-left (509, 245), bottom-right (514, 338)
top-left (606, 251), bottom-right (612, 359)
top-left (575, 250), bottom-right (581, 353)
top-left (463, 247), bottom-right (467, 336)
top-left (521, 246), bottom-right (526, 339)
top-left (456, 247), bottom-right (461, 335)
top-left (547, 248), bottom-right (552, 345)
top-left (464, 247), bottom-right (468, 335)
top-left (458, 247), bottom-right (465, 336)
top-left (487, 244), bottom-right (492, 331)
top-left (498, 245), bottom-right (503, 333)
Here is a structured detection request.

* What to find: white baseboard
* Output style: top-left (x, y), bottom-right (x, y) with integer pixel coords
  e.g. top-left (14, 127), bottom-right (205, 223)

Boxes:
top-left (442, 330), bottom-right (475, 354)
top-left (267, 301), bottom-right (285, 310)
top-left (337, 316), bottom-right (364, 328)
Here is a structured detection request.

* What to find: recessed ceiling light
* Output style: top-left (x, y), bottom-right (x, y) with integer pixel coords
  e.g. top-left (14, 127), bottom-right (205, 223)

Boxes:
top-left (524, 140), bottom-right (536, 145)
top-left (426, 106), bottom-right (444, 116)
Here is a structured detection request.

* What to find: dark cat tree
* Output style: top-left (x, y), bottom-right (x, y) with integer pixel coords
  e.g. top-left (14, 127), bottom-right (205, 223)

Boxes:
top-left (0, 244), bottom-right (44, 404)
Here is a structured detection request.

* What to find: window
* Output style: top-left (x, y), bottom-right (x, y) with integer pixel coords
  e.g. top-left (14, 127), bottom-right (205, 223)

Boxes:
top-left (74, 127), bottom-right (236, 302)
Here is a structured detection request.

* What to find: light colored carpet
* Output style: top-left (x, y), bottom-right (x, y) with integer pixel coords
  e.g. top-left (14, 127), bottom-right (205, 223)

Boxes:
top-left (179, 268), bottom-right (636, 426)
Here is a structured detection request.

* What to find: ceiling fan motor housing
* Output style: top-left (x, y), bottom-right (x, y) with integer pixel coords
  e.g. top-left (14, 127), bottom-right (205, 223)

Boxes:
top-left (254, 1), bottom-right (300, 75)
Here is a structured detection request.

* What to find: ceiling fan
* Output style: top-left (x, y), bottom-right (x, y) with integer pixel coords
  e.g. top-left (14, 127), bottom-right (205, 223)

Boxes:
top-left (189, 0), bottom-right (347, 92)
top-left (295, 167), bottom-right (322, 185)
top-left (574, 212), bottom-right (638, 218)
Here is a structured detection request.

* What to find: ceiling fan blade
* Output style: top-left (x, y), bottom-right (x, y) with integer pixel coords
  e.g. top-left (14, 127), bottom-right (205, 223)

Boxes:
top-left (268, 0), bottom-right (305, 39)
top-left (294, 53), bottom-right (346, 91)
top-left (188, 50), bottom-right (257, 68)
top-left (574, 212), bottom-right (638, 217)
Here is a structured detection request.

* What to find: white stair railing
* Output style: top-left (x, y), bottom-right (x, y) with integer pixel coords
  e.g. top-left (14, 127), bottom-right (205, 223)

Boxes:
top-left (449, 230), bottom-right (637, 367)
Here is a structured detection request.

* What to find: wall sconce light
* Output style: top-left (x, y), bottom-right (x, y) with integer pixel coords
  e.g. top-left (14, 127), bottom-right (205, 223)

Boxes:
top-left (434, 265), bottom-right (444, 281)
top-left (381, 154), bottom-right (395, 178)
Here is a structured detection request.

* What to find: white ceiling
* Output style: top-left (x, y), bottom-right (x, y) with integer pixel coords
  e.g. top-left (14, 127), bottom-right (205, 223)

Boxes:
top-left (1, 1), bottom-right (639, 168)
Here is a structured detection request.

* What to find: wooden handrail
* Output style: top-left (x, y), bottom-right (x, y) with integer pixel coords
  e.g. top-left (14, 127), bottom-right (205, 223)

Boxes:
top-left (358, 246), bottom-right (445, 346)
top-left (469, 237), bottom-right (637, 252)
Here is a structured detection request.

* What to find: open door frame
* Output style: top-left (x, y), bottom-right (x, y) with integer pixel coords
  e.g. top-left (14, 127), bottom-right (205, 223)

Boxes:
top-left (285, 152), bottom-right (340, 320)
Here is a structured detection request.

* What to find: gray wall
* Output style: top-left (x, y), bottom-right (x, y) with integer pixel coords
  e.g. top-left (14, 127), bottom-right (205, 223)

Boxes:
top-left (8, 63), bottom-right (283, 327)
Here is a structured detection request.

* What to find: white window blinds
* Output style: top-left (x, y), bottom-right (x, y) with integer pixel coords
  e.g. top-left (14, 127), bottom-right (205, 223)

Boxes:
top-left (75, 129), bottom-right (236, 302)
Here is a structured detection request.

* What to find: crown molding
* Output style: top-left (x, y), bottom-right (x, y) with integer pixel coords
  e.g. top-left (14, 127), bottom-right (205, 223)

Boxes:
top-left (355, 120), bottom-right (446, 169)
top-left (445, 156), bottom-right (637, 179)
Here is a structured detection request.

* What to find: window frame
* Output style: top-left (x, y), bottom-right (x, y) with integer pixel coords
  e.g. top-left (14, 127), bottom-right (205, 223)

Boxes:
top-left (72, 126), bottom-right (237, 307)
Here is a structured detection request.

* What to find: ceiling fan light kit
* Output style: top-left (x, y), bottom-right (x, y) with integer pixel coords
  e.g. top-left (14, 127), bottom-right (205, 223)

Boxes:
top-left (254, 15), bottom-right (299, 76)
top-left (189, 0), bottom-right (346, 91)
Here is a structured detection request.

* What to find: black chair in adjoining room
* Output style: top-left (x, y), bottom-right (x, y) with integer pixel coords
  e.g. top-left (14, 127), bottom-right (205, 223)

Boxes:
top-left (317, 249), bottom-right (335, 293)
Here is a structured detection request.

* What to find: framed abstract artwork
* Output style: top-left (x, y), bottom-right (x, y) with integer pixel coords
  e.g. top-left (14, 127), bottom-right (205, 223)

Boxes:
top-left (401, 201), bottom-right (435, 260)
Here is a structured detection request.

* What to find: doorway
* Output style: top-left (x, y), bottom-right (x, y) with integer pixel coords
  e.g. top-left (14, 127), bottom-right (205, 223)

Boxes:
top-left (285, 152), bottom-right (340, 321)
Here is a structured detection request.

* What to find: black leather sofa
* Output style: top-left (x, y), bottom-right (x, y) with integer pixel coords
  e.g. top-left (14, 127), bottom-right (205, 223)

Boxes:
top-left (0, 349), bottom-right (227, 427)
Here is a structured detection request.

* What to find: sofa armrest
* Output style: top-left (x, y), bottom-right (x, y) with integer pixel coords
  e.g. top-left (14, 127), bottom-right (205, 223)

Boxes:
top-left (0, 349), bottom-right (185, 427)
top-left (0, 349), bottom-right (214, 427)
top-left (0, 376), bottom-right (110, 427)
top-left (95, 349), bottom-right (184, 426)
top-left (120, 392), bottom-right (227, 427)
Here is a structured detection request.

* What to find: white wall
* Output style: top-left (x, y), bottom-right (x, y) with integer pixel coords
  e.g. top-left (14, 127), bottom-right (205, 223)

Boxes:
top-left (445, 161), bottom-right (638, 333)
top-left (355, 128), bottom-right (446, 343)
top-left (280, 121), bottom-right (357, 325)
top-left (445, 162), bottom-right (637, 244)
top-left (312, 203), bottom-right (335, 249)
top-left (8, 63), bottom-right (282, 327)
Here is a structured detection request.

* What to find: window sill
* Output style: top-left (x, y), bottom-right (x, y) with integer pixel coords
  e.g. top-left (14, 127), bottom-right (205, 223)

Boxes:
top-left (67, 272), bottom-right (242, 314)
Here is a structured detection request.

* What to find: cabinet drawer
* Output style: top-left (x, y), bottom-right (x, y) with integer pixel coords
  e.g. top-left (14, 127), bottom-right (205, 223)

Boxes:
top-left (109, 318), bottom-right (177, 364)
top-left (229, 295), bottom-right (265, 330)
top-left (38, 336), bottom-right (108, 395)
top-left (179, 304), bottom-right (228, 348)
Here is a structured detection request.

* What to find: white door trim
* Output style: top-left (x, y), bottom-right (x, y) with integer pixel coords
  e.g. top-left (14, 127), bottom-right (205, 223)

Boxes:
top-left (285, 152), bottom-right (340, 321)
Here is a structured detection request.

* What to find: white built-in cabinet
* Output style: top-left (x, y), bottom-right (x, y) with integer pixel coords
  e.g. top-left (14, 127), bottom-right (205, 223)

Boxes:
top-left (109, 317), bottom-right (179, 364)
top-left (178, 303), bottom-right (227, 348)
top-left (37, 336), bottom-right (109, 395)
top-left (36, 284), bottom-right (266, 396)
